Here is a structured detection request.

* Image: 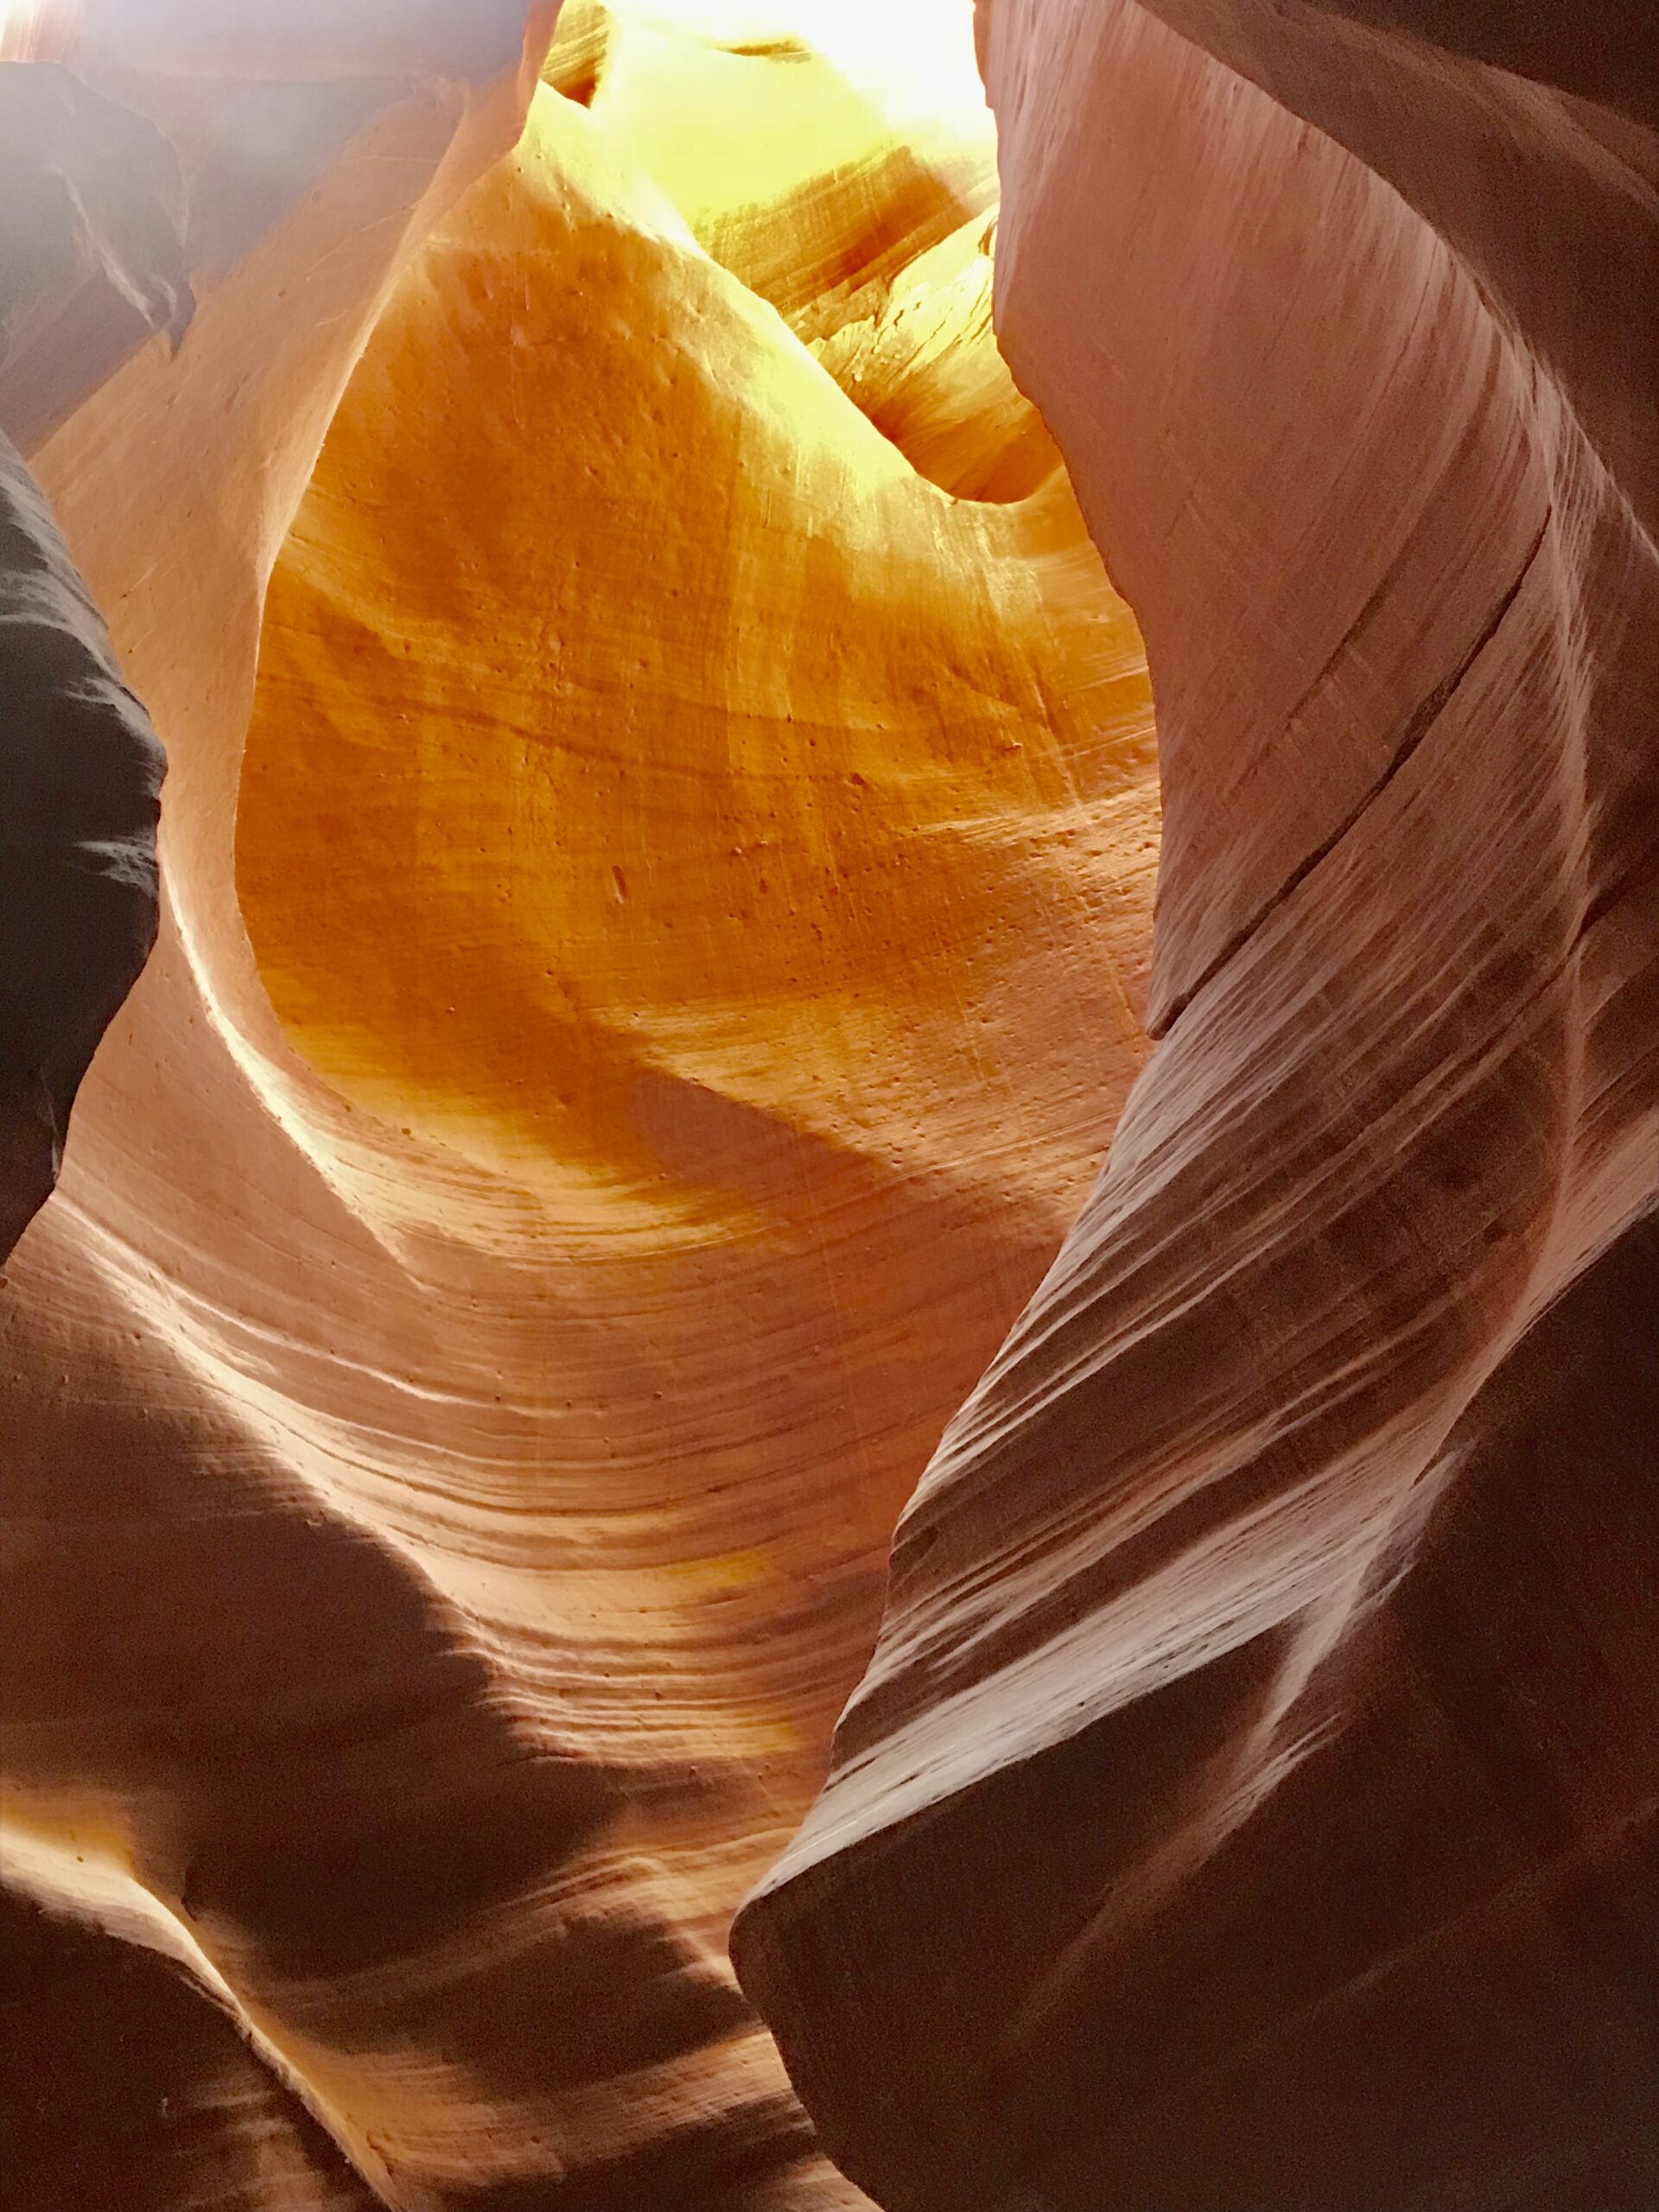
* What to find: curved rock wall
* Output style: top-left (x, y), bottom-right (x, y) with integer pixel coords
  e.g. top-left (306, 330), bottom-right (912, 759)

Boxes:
top-left (1, 9), bottom-right (1157, 2207)
top-left (7, 0), bottom-right (1655, 2206)
top-left (735, 5), bottom-right (1659, 2209)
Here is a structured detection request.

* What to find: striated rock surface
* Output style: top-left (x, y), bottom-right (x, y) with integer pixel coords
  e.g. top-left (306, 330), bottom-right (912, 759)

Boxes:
top-left (9, 0), bottom-right (1655, 2204)
top-left (735, 4), bottom-right (1659, 2209)
top-left (1, 7), bottom-right (1155, 2208)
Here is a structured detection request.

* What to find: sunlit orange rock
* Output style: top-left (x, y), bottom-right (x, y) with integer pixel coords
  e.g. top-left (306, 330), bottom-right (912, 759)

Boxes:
top-left (0, 8), bottom-right (1155, 2206)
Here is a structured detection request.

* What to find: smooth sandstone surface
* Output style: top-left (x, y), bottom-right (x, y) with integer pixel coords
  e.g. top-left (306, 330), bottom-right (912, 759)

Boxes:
top-left (735, 3), bottom-right (1659, 2209)
top-left (1, 6), bottom-right (1156, 2207)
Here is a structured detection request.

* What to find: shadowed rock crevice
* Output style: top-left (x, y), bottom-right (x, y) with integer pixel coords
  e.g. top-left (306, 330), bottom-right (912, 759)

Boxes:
top-left (0, 429), bottom-right (162, 1261)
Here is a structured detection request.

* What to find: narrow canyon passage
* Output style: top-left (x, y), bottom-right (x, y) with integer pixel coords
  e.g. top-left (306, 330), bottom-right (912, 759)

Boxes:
top-left (2, 3), bottom-right (1656, 2211)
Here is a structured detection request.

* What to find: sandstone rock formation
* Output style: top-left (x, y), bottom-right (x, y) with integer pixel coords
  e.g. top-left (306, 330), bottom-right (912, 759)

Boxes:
top-left (0, 63), bottom-right (192, 447)
top-left (0, 7), bottom-right (1156, 2207)
top-left (734, 4), bottom-right (1659, 2209)
top-left (0, 425), bottom-right (162, 1262)
top-left (0, 63), bottom-right (181, 1262)
top-left (4, 0), bottom-right (1656, 2207)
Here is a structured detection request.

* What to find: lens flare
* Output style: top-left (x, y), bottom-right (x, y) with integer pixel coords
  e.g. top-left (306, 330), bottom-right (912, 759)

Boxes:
top-left (0, 0), bottom-right (74, 60)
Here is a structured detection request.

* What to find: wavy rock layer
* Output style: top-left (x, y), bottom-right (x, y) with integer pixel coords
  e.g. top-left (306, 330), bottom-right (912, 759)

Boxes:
top-left (735, 4), bottom-right (1659, 2209)
top-left (0, 8), bottom-right (1155, 2209)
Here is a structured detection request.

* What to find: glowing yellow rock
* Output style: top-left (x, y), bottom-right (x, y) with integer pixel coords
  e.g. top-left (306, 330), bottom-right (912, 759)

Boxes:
top-left (238, 73), bottom-right (1156, 1228)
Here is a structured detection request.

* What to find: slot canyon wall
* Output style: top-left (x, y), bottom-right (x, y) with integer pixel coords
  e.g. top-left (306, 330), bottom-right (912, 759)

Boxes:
top-left (1, 7), bottom-right (1655, 2212)
top-left (736, 3), bottom-right (1659, 2209)
top-left (1, 3), bottom-right (1154, 2207)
